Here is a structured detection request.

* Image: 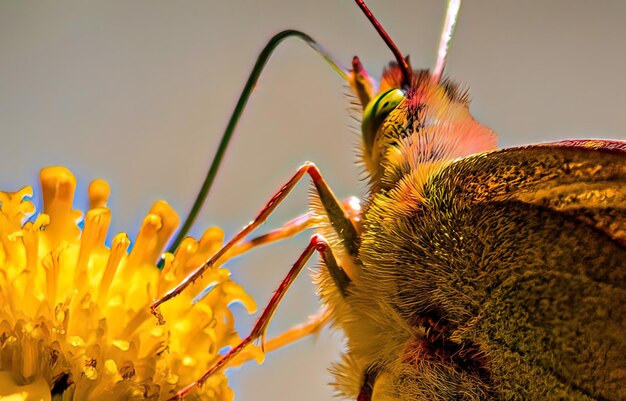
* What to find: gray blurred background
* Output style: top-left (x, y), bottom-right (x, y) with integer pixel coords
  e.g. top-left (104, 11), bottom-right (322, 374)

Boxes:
top-left (0, 1), bottom-right (624, 400)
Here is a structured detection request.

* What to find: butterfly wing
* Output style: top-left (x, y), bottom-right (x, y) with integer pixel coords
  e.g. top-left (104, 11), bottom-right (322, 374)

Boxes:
top-left (362, 140), bottom-right (625, 399)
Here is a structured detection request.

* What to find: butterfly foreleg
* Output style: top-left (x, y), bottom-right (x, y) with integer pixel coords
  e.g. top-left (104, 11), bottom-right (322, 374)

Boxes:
top-left (228, 193), bottom-right (361, 259)
top-left (151, 162), bottom-right (358, 314)
top-left (168, 234), bottom-right (341, 400)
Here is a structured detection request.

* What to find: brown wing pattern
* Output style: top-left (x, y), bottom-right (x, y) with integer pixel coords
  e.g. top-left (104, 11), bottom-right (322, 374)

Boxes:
top-left (430, 140), bottom-right (626, 399)
top-left (360, 140), bottom-right (626, 400)
top-left (453, 140), bottom-right (626, 246)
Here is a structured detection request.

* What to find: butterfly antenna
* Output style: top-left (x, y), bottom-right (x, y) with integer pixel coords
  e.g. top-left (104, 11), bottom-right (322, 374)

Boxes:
top-left (159, 30), bottom-right (347, 265)
top-left (432, 0), bottom-right (462, 83)
top-left (354, 0), bottom-right (412, 89)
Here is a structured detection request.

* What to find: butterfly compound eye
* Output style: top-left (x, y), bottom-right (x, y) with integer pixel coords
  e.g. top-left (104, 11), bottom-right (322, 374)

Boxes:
top-left (361, 88), bottom-right (405, 157)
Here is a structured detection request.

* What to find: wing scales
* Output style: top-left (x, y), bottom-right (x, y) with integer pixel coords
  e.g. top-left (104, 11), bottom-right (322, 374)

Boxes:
top-left (429, 141), bottom-right (626, 399)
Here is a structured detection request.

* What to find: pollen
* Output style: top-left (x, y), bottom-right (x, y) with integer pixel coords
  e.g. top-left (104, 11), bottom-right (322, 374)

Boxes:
top-left (0, 167), bottom-right (262, 401)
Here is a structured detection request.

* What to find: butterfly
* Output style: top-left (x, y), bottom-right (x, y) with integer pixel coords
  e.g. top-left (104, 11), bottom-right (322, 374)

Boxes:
top-left (1, 0), bottom-right (624, 400)
top-left (145, 1), bottom-right (626, 400)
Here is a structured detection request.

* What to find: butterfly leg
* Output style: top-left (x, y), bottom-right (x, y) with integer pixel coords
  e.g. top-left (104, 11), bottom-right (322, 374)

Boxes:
top-left (249, 307), bottom-right (331, 360)
top-left (228, 196), bottom-right (360, 259)
top-left (168, 234), bottom-right (340, 400)
top-left (227, 212), bottom-right (315, 258)
top-left (151, 162), bottom-right (358, 314)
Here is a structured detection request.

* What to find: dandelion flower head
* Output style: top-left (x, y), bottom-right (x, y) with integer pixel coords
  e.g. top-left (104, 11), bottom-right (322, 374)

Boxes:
top-left (0, 167), bottom-right (261, 401)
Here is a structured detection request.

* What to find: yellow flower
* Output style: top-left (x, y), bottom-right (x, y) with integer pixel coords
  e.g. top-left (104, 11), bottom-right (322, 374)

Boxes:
top-left (0, 167), bottom-right (262, 401)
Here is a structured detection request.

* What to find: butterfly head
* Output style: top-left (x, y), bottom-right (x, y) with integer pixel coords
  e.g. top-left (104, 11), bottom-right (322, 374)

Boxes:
top-left (348, 0), bottom-right (496, 189)
top-left (349, 61), bottom-right (497, 188)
